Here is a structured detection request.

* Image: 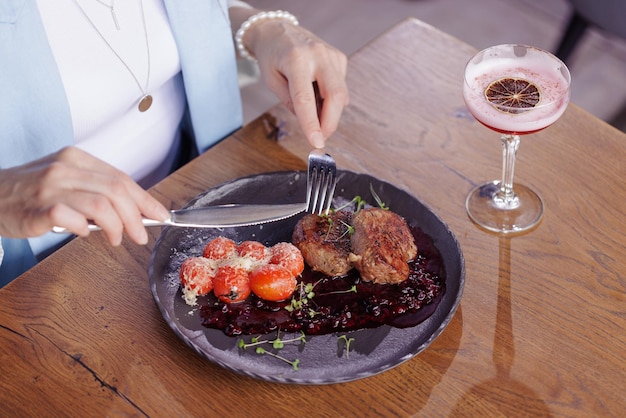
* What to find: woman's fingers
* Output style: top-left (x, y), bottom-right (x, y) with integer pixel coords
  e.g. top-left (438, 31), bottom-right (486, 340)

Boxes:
top-left (315, 66), bottom-right (350, 139)
top-left (251, 21), bottom-right (349, 148)
top-left (0, 147), bottom-right (169, 246)
top-left (65, 149), bottom-right (170, 227)
top-left (289, 75), bottom-right (326, 148)
top-left (57, 148), bottom-right (170, 244)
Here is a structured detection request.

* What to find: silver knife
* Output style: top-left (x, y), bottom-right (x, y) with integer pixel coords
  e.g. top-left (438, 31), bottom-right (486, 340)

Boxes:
top-left (51, 202), bottom-right (307, 233)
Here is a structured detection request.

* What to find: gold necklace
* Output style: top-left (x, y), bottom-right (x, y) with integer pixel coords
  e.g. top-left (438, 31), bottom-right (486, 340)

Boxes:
top-left (72, 0), bottom-right (153, 112)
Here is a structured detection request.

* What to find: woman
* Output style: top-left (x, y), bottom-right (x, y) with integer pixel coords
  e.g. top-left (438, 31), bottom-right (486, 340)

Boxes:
top-left (0, 0), bottom-right (349, 284)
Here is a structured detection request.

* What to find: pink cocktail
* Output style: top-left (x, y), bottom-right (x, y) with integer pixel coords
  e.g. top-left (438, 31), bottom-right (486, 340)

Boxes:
top-left (463, 44), bottom-right (571, 234)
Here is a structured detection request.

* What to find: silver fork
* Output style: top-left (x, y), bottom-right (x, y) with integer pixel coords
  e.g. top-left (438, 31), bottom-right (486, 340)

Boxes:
top-left (306, 149), bottom-right (337, 215)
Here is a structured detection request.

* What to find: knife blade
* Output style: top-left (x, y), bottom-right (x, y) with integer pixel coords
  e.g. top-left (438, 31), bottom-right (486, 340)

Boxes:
top-left (51, 202), bottom-right (307, 233)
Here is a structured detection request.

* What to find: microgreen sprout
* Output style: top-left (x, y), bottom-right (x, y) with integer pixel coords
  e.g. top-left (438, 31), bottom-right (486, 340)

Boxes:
top-left (323, 216), bottom-right (334, 241)
top-left (308, 308), bottom-right (321, 318)
top-left (337, 220), bottom-right (355, 239)
top-left (323, 216), bottom-right (354, 242)
top-left (319, 285), bottom-right (357, 296)
top-left (369, 184), bottom-right (389, 210)
top-left (338, 335), bottom-right (355, 359)
top-left (254, 348), bottom-right (301, 370)
top-left (334, 195), bottom-right (367, 213)
top-left (238, 331), bottom-right (306, 370)
top-left (285, 281), bottom-right (320, 313)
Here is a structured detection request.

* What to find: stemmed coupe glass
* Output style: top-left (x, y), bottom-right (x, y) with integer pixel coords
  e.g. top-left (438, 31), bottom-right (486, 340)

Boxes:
top-left (463, 44), bottom-right (571, 234)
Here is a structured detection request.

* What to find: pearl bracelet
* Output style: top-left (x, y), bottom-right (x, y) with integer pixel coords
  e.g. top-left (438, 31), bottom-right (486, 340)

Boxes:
top-left (235, 10), bottom-right (299, 61)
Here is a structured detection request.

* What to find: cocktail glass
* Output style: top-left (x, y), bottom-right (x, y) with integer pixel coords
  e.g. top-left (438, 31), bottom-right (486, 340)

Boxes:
top-left (463, 44), bottom-right (571, 234)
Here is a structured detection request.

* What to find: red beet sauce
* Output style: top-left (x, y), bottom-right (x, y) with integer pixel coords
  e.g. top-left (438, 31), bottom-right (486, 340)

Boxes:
top-left (198, 227), bottom-right (446, 336)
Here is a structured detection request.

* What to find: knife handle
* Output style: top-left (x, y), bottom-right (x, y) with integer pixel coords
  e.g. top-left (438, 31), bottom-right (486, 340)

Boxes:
top-left (52, 217), bottom-right (171, 234)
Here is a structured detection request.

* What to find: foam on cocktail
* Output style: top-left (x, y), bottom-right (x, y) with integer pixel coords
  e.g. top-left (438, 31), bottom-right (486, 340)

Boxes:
top-left (463, 52), bottom-right (570, 134)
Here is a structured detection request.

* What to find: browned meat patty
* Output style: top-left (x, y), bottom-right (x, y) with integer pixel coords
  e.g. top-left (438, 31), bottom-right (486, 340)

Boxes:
top-left (292, 210), bottom-right (353, 276)
top-left (348, 208), bottom-right (417, 284)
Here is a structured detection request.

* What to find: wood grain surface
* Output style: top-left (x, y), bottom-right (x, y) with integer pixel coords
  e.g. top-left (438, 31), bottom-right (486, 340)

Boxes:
top-left (1, 18), bottom-right (624, 417)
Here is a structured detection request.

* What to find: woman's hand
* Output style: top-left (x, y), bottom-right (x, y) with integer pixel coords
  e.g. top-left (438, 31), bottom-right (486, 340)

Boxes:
top-left (0, 147), bottom-right (170, 246)
top-left (233, 9), bottom-right (349, 148)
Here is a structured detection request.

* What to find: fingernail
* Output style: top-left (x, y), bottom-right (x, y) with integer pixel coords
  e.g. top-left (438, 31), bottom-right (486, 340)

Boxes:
top-left (139, 229), bottom-right (149, 245)
top-left (158, 206), bottom-right (170, 221)
top-left (310, 132), bottom-right (325, 148)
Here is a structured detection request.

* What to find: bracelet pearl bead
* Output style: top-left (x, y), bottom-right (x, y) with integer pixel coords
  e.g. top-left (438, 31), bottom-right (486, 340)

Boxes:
top-left (235, 10), bottom-right (299, 61)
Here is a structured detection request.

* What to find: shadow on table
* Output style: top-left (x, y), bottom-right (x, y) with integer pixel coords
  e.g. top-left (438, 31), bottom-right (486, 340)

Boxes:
top-left (398, 304), bottom-right (464, 415)
top-left (450, 237), bottom-right (552, 416)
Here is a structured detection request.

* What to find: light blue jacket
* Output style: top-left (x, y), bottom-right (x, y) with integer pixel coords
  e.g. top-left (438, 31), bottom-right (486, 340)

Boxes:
top-left (0, 0), bottom-right (243, 285)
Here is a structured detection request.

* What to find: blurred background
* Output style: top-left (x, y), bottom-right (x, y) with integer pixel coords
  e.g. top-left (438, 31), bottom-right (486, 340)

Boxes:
top-left (240, 0), bottom-right (626, 132)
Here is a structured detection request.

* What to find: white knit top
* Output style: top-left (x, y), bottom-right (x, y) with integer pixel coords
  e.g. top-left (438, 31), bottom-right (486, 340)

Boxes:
top-left (36, 0), bottom-right (186, 188)
top-left (35, 0), bottom-right (251, 188)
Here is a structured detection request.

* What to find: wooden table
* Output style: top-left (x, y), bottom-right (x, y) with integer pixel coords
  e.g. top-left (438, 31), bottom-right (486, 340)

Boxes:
top-left (1, 18), bottom-right (624, 417)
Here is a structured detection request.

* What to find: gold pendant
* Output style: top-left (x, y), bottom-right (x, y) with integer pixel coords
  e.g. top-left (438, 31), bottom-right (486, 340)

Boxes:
top-left (138, 95), bottom-right (153, 112)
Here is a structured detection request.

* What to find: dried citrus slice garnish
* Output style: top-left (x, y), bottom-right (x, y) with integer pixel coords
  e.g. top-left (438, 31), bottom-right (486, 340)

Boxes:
top-left (485, 77), bottom-right (541, 113)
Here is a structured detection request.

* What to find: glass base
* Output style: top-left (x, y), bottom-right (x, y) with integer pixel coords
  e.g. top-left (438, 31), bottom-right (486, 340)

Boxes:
top-left (466, 181), bottom-right (543, 234)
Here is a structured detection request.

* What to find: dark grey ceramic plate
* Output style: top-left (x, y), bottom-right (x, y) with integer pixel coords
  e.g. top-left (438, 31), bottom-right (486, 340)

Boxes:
top-left (149, 171), bottom-right (464, 384)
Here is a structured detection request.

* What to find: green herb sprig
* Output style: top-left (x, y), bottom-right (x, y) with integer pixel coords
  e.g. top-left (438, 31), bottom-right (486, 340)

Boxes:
top-left (318, 285), bottom-right (357, 296)
top-left (238, 331), bottom-right (306, 370)
top-left (322, 216), bottom-right (354, 242)
top-left (334, 195), bottom-right (367, 213)
top-left (369, 184), bottom-right (389, 210)
top-left (285, 280), bottom-right (324, 318)
top-left (338, 335), bottom-right (355, 359)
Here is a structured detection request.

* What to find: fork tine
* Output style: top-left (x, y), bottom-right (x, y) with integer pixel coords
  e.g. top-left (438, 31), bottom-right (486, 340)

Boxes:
top-left (307, 150), bottom-right (337, 215)
top-left (312, 173), bottom-right (326, 214)
top-left (317, 169), bottom-right (334, 214)
top-left (316, 171), bottom-right (329, 214)
top-left (322, 170), bottom-right (337, 214)
top-left (306, 164), bottom-right (318, 213)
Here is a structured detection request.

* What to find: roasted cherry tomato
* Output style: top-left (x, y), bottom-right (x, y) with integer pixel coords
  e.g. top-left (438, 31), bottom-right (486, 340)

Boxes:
top-left (269, 242), bottom-right (305, 277)
top-left (213, 265), bottom-right (251, 303)
top-left (202, 236), bottom-right (237, 261)
top-left (249, 264), bottom-right (297, 302)
top-left (236, 240), bottom-right (269, 262)
top-left (179, 257), bottom-right (215, 296)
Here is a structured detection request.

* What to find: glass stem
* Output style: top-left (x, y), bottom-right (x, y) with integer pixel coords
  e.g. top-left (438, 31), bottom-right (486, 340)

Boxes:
top-left (496, 134), bottom-right (520, 208)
